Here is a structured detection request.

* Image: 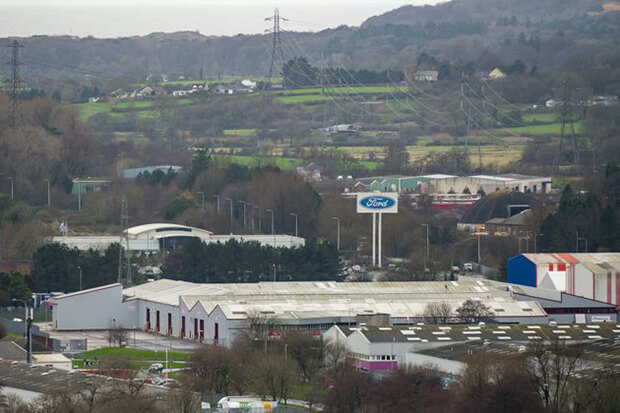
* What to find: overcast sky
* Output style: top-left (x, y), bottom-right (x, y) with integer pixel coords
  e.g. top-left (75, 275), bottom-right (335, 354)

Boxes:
top-left (0, 1), bottom-right (444, 38)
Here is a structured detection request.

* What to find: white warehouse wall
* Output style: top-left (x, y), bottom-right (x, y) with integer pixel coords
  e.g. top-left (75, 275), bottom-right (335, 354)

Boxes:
top-left (53, 285), bottom-right (136, 330)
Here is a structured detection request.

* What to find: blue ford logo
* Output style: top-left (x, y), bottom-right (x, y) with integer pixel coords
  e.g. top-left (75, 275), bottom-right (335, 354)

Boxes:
top-left (360, 196), bottom-right (395, 210)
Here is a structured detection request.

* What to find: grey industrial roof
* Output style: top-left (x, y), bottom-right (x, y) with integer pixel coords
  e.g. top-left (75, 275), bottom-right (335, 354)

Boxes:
top-left (120, 279), bottom-right (546, 320)
top-left (345, 323), bottom-right (620, 344)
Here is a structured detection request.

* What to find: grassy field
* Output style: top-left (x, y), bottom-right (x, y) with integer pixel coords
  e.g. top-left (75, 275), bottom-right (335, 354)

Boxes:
top-left (222, 129), bottom-right (258, 136)
top-left (277, 94), bottom-right (331, 104)
top-left (522, 112), bottom-right (557, 123)
top-left (211, 154), bottom-right (305, 169)
top-left (276, 85), bottom-right (407, 95)
top-left (77, 347), bottom-right (191, 361)
top-left (75, 102), bottom-right (112, 121)
top-left (501, 122), bottom-right (583, 136)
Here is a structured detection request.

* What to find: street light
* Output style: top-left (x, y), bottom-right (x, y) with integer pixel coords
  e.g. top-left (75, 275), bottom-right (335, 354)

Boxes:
top-left (44, 178), bottom-right (50, 206)
top-left (421, 224), bottom-right (429, 271)
top-left (266, 209), bottom-right (274, 235)
top-left (290, 213), bottom-right (298, 237)
top-left (332, 216), bottom-right (340, 251)
top-left (254, 205), bottom-right (261, 233)
top-left (197, 191), bottom-right (205, 211)
top-left (78, 265), bottom-right (83, 291)
top-left (212, 195), bottom-right (221, 214)
top-left (226, 198), bottom-right (233, 234)
top-left (117, 152), bottom-right (125, 178)
top-left (239, 201), bottom-right (247, 228)
top-left (7, 177), bottom-right (13, 200)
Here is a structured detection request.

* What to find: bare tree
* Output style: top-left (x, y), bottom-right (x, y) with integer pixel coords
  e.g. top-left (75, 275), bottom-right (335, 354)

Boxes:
top-left (456, 299), bottom-right (494, 324)
top-left (423, 301), bottom-right (452, 324)
top-left (527, 339), bottom-right (584, 413)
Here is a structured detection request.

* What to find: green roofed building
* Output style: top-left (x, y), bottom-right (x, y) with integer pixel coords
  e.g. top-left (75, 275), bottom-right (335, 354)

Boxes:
top-left (71, 178), bottom-right (111, 195)
top-left (122, 165), bottom-right (182, 179)
top-left (353, 174), bottom-right (457, 193)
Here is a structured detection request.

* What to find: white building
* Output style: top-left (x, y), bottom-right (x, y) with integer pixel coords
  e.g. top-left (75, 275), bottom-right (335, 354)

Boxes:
top-left (51, 223), bottom-right (305, 252)
top-left (52, 279), bottom-right (548, 348)
top-left (429, 174), bottom-right (551, 195)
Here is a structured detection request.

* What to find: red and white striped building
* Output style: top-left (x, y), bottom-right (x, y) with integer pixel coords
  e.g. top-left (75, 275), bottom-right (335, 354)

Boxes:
top-left (508, 253), bottom-right (620, 310)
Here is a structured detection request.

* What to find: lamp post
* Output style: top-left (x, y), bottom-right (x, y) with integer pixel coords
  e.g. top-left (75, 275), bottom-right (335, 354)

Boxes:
top-left (239, 201), bottom-right (247, 228)
top-left (44, 178), bottom-right (50, 207)
top-left (266, 209), bottom-right (274, 234)
top-left (78, 265), bottom-right (83, 291)
top-left (266, 208), bottom-right (275, 247)
top-left (254, 205), bottom-right (261, 233)
top-left (117, 152), bottom-right (125, 178)
top-left (213, 195), bottom-right (220, 214)
top-left (534, 233), bottom-right (543, 253)
top-left (477, 233), bottom-right (481, 264)
top-left (7, 177), bottom-right (13, 199)
top-left (197, 191), bottom-right (205, 211)
top-left (421, 224), bottom-right (429, 271)
top-left (290, 213), bottom-right (298, 237)
top-left (332, 216), bottom-right (340, 251)
top-left (226, 198), bottom-right (233, 234)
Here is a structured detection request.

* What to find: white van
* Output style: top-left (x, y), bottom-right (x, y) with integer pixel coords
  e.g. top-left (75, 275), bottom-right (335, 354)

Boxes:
top-left (216, 396), bottom-right (278, 412)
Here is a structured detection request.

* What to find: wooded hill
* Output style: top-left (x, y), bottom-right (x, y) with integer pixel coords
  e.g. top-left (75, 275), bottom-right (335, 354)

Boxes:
top-left (1, 0), bottom-right (618, 97)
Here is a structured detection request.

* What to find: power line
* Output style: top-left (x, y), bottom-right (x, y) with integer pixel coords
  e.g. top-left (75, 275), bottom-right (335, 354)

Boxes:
top-left (6, 40), bottom-right (25, 128)
top-left (265, 8), bottom-right (287, 89)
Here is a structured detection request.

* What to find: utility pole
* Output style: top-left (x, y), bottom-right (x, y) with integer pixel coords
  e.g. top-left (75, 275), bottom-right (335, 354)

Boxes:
top-left (6, 40), bottom-right (25, 129)
top-left (197, 191), bottom-right (205, 211)
top-left (118, 195), bottom-right (131, 286)
top-left (44, 178), bottom-right (50, 207)
top-left (213, 195), bottom-right (220, 214)
top-left (290, 212), bottom-right (298, 237)
top-left (421, 224), bottom-right (430, 271)
top-left (7, 177), bottom-right (13, 199)
top-left (239, 201), bottom-right (247, 228)
top-left (265, 8), bottom-right (287, 89)
top-left (332, 216), bottom-right (340, 251)
top-left (554, 79), bottom-right (580, 174)
top-left (226, 198), bottom-right (233, 234)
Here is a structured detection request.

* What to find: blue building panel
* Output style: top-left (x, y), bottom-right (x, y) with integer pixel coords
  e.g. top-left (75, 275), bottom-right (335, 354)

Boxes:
top-left (507, 255), bottom-right (536, 287)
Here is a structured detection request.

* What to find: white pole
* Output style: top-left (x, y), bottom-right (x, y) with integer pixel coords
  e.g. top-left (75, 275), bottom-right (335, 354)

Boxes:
top-left (378, 213), bottom-right (382, 268)
top-left (372, 213), bottom-right (376, 266)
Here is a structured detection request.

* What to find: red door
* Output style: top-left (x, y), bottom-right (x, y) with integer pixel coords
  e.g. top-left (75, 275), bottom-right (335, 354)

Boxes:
top-left (194, 318), bottom-right (198, 340)
top-left (146, 308), bottom-right (151, 330)
top-left (167, 313), bottom-right (172, 335)
top-left (181, 316), bottom-right (186, 338)
top-left (199, 319), bottom-right (204, 341)
top-left (214, 323), bottom-right (219, 345)
top-left (156, 311), bottom-right (160, 332)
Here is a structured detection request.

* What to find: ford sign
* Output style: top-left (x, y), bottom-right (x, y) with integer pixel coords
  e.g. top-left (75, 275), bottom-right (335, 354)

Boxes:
top-left (357, 192), bottom-right (398, 214)
top-left (360, 196), bottom-right (395, 210)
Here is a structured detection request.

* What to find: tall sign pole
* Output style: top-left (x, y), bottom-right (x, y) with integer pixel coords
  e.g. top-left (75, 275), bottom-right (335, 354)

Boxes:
top-left (357, 193), bottom-right (398, 268)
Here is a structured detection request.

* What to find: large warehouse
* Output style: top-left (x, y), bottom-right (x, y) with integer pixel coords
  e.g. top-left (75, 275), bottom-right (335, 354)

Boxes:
top-left (508, 253), bottom-right (620, 310)
top-left (51, 223), bottom-right (305, 252)
top-left (52, 279), bottom-right (550, 347)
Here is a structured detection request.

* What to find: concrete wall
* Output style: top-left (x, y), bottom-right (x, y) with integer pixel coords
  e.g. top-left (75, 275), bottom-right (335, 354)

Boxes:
top-left (574, 264), bottom-right (594, 299)
top-left (53, 285), bottom-right (135, 330)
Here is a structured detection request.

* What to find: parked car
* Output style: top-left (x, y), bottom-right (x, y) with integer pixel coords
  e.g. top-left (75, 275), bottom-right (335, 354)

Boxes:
top-left (148, 363), bottom-right (163, 373)
top-left (463, 263), bottom-right (473, 271)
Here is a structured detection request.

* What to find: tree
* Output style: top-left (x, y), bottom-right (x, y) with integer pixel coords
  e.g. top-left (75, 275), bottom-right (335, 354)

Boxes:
top-left (527, 339), bottom-right (584, 413)
top-left (456, 299), bottom-right (493, 323)
top-left (423, 301), bottom-right (452, 324)
top-left (250, 354), bottom-right (295, 403)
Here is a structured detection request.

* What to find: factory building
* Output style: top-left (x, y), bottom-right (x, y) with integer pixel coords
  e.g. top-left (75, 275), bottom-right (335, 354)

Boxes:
top-left (508, 253), bottom-right (620, 310)
top-left (51, 223), bottom-right (305, 252)
top-left (52, 279), bottom-right (549, 348)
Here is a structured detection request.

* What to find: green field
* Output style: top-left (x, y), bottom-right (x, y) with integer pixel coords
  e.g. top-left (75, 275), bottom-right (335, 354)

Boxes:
top-left (222, 129), bottom-right (258, 136)
top-left (77, 347), bottom-right (191, 361)
top-left (522, 112), bottom-right (557, 123)
top-left (277, 94), bottom-right (331, 104)
top-left (501, 122), bottom-right (583, 136)
top-left (75, 102), bottom-right (112, 121)
top-left (276, 85), bottom-right (407, 95)
top-left (210, 153), bottom-right (380, 170)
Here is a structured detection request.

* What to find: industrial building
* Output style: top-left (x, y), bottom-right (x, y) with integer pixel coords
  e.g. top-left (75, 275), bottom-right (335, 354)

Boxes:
top-left (508, 253), bottom-right (620, 310)
top-left (52, 279), bottom-right (551, 347)
top-left (51, 223), bottom-right (305, 252)
top-left (324, 322), bottom-right (620, 372)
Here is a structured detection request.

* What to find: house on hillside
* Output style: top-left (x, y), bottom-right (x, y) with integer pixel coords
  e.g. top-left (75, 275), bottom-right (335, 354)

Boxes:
top-left (488, 68), bottom-right (506, 79)
top-left (296, 162), bottom-right (322, 182)
top-left (414, 70), bottom-right (439, 82)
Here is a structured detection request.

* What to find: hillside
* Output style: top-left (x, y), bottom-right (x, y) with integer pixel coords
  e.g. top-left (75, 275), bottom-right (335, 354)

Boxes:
top-left (2, 0), bottom-right (619, 100)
